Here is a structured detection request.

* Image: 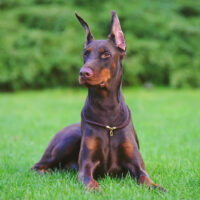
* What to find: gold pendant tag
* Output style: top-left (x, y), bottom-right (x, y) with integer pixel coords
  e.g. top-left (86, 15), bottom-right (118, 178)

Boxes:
top-left (106, 126), bottom-right (117, 136)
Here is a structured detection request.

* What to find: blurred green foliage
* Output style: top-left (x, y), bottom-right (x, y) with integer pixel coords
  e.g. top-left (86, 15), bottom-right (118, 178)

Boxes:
top-left (0, 0), bottom-right (200, 90)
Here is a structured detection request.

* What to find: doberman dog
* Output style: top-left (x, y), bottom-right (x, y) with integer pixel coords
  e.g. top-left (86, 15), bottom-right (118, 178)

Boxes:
top-left (32, 11), bottom-right (164, 191)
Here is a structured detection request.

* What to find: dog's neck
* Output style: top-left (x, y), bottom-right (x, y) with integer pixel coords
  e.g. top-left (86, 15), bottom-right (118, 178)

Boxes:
top-left (83, 62), bottom-right (128, 126)
top-left (87, 84), bottom-right (122, 108)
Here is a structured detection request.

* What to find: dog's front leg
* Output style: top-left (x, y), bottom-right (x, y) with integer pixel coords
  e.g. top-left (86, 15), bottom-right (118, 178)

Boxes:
top-left (78, 160), bottom-right (100, 191)
top-left (78, 136), bottom-right (101, 191)
top-left (127, 163), bottom-right (165, 191)
top-left (124, 156), bottom-right (165, 191)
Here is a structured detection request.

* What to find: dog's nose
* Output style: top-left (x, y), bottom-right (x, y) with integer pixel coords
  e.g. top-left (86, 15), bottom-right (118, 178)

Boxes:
top-left (80, 67), bottom-right (93, 79)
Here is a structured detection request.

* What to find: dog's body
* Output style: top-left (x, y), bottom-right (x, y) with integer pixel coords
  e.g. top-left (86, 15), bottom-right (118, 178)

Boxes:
top-left (32, 11), bottom-right (164, 191)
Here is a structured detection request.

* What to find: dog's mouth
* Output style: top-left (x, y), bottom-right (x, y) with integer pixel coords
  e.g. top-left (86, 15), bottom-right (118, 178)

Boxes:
top-left (79, 76), bottom-right (106, 88)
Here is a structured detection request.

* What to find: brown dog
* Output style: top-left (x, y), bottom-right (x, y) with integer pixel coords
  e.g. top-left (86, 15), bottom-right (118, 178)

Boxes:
top-left (32, 11), bottom-right (164, 191)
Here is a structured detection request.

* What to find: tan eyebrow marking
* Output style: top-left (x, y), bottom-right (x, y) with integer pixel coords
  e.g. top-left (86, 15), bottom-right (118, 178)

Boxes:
top-left (99, 48), bottom-right (105, 53)
top-left (87, 47), bottom-right (92, 52)
top-left (112, 63), bottom-right (116, 69)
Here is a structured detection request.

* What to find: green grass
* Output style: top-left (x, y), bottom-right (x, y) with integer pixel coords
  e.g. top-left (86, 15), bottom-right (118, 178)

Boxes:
top-left (0, 88), bottom-right (200, 199)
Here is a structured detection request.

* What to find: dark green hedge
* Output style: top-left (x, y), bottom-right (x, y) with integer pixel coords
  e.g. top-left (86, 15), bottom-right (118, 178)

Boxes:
top-left (0, 0), bottom-right (200, 90)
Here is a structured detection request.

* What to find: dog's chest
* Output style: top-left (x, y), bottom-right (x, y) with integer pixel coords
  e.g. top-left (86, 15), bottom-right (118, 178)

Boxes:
top-left (101, 134), bottom-right (134, 174)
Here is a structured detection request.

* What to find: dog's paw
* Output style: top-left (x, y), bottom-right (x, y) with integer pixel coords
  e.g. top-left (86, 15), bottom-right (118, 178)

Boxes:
top-left (38, 169), bottom-right (50, 175)
top-left (86, 179), bottom-right (99, 191)
top-left (139, 175), bottom-right (166, 192)
top-left (32, 168), bottom-right (50, 175)
top-left (151, 183), bottom-right (166, 192)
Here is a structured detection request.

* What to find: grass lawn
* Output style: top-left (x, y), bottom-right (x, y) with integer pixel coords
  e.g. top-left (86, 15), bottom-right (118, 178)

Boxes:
top-left (0, 88), bottom-right (200, 200)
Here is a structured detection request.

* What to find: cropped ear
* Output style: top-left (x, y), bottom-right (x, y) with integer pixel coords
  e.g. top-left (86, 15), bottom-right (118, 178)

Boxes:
top-left (75, 12), bottom-right (94, 48)
top-left (108, 11), bottom-right (126, 52)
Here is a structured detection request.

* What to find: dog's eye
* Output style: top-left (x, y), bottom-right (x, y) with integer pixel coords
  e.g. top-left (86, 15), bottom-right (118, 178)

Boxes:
top-left (101, 52), bottom-right (111, 59)
top-left (83, 51), bottom-right (90, 58)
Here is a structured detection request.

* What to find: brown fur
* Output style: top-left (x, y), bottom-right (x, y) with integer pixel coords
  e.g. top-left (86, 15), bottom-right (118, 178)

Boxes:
top-left (32, 11), bottom-right (165, 192)
top-left (85, 137), bottom-right (98, 151)
top-left (122, 139), bottom-right (134, 159)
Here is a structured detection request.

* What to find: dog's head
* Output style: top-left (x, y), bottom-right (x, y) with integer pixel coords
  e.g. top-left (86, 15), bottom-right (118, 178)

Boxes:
top-left (75, 11), bottom-right (126, 88)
